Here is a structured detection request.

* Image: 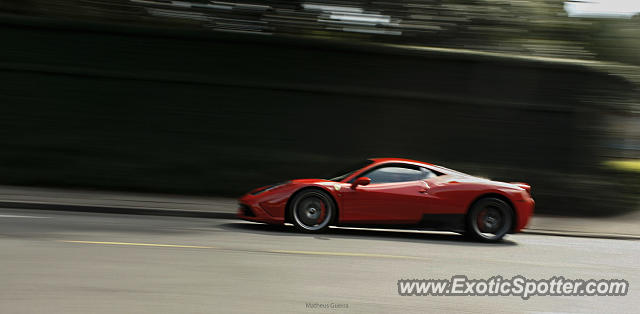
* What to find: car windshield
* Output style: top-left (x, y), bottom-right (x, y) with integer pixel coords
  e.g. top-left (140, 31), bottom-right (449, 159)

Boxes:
top-left (327, 160), bottom-right (374, 181)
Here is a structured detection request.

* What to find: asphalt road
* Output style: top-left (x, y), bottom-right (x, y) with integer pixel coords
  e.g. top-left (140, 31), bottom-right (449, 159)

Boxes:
top-left (0, 208), bottom-right (637, 314)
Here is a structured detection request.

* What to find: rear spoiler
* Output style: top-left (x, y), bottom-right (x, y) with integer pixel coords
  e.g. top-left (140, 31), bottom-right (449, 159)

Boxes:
top-left (510, 182), bottom-right (531, 194)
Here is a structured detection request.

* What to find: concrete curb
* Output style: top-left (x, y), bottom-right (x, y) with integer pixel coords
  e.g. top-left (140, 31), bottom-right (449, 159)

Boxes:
top-left (1, 200), bottom-right (637, 241)
top-left (521, 229), bottom-right (640, 241)
top-left (0, 201), bottom-right (237, 220)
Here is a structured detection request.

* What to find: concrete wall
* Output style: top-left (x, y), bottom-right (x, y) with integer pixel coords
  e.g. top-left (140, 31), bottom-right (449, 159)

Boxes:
top-left (0, 15), bottom-right (636, 215)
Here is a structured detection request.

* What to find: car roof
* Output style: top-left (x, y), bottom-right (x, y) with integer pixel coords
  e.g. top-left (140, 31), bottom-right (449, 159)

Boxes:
top-left (367, 158), bottom-right (464, 176)
top-left (340, 157), bottom-right (462, 182)
top-left (368, 158), bottom-right (434, 166)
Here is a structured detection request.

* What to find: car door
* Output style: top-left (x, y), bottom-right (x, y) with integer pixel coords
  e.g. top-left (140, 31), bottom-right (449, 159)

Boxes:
top-left (340, 164), bottom-right (434, 224)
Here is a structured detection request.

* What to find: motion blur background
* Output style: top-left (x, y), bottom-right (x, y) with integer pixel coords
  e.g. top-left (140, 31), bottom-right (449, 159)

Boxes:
top-left (0, 0), bottom-right (638, 216)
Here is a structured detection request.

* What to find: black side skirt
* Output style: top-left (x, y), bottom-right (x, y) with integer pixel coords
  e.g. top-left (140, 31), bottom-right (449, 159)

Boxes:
top-left (337, 214), bottom-right (466, 233)
top-left (417, 214), bottom-right (466, 233)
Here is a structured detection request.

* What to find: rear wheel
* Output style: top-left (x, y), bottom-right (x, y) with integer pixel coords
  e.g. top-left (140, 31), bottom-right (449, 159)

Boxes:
top-left (466, 197), bottom-right (513, 242)
top-left (290, 189), bottom-right (334, 233)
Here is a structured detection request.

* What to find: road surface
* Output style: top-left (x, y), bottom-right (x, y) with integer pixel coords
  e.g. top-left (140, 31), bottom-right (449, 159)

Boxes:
top-left (0, 208), bottom-right (637, 313)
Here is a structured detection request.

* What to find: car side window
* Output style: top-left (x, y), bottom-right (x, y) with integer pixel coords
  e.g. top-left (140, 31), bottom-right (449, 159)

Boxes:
top-left (420, 167), bottom-right (438, 179)
top-left (363, 166), bottom-right (435, 184)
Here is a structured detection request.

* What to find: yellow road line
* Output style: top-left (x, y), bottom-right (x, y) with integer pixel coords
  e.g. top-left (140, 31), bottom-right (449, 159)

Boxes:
top-left (269, 249), bottom-right (427, 260)
top-left (60, 240), bottom-right (214, 249)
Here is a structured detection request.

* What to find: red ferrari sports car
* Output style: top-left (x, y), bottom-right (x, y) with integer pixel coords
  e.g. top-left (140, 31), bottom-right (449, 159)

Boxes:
top-left (238, 158), bottom-right (534, 242)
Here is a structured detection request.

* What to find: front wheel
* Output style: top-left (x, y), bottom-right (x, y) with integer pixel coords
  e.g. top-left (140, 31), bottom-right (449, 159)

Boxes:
top-left (290, 189), bottom-right (335, 233)
top-left (466, 197), bottom-right (513, 242)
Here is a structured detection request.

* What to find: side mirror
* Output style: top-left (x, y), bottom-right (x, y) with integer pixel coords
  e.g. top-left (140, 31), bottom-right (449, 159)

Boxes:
top-left (351, 177), bottom-right (371, 189)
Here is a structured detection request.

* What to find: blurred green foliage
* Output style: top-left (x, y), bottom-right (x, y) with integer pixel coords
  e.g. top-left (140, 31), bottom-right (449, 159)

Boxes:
top-left (1, 0), bottom-right (638, 64)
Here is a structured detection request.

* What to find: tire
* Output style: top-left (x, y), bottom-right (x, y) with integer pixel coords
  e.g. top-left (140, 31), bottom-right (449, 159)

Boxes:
top-left (290, 189), bottom-right (334, 233)
top-left (466, 197), bottom-right (513, 242)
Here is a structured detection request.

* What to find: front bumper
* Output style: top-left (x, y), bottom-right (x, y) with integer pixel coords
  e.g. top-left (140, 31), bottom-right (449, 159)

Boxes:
top-left (237, 194), bottom-right (285, 224)
top-left (513, 197), bottom-right (535, 232)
